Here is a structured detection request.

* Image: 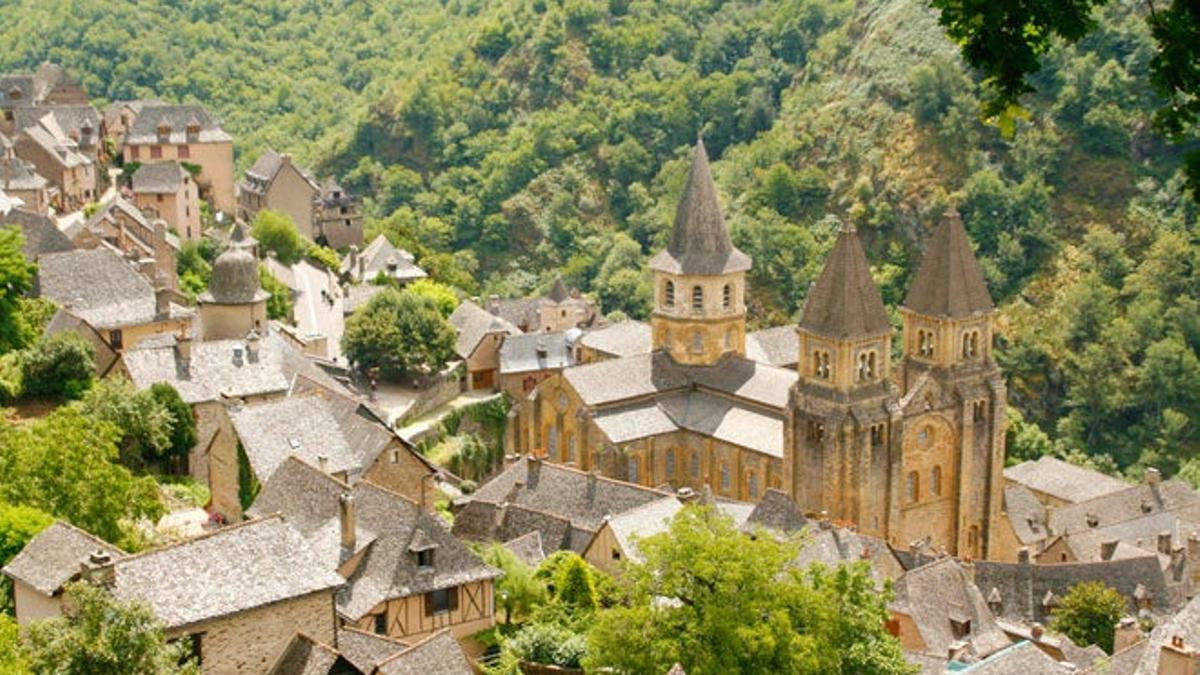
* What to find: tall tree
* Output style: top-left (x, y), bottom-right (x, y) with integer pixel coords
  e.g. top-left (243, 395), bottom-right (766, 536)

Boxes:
top-left (342, 288), bottom-right (456, 378)
top-left (0, 227), bottom-right (36, 353)
top-left (1050, 580), bottom-right (1128, 653)
top-left (250, 210), bottom-right (304, 264)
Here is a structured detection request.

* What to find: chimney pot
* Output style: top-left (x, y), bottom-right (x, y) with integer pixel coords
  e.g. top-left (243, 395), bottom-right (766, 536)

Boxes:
top-left (1017, 548), bottom-right (1031, 564)
top-left (339, 493), bottom-right (356, 550)
top-left (1146, 467), bottom-right (1162, 486)
top-left (526, 455), bottom-right (542, 489)
top-left (1031, 623), bottom-right (1044, 640)
top-left (175, 330), bottom-right (192, 363)
top-left (318, 455), bottom-right (329, 472)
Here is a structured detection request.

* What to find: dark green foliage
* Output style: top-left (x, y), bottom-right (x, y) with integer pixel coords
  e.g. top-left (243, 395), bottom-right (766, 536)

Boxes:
top-left (1050, 580), bottom-right (1127, 654)
top-left (479, 543), bottom-right (546, 625)
top-left (23, 581), bottom-right (197, 674)
top-left (0, 501), bottom-right (53, 616)
top-left (75, 379), bottom-right (173, 469)
top-left (505, 622), bottom-right (588, 669)
top-left (342, 287), bottom-right (456, 377)
top-left (150, 383), bottom-right (197, 460)
top-left (20, 333), bottom-right (94, 401)
top-left (236, 442), bottom-right (259, 511)
top-left (0, 226), bottom-right (36, 353)
top-left (445, 434), bottom-right (505, 483)
top-left (259, 265), bottom-right (293, 320)
top-left (251, 210), bottom-right (304, 264)
top-left (554, 554), bottom-right (599, 611)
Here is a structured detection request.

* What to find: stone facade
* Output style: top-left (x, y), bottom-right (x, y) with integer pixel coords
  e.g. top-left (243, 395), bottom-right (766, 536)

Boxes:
top-left (11, 580), bottom-right (63, 624)
top-left (361, 439), bottom-right (438, 511)
top-left (650, 270), bottom-right (747, 366)
top-left (125, 138), bottom-right (235, 214)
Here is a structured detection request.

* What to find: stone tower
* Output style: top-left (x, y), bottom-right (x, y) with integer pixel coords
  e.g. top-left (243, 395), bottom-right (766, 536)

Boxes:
top-left (791, 220), bottom-right (895, 538)
top-left (648, 139), bottom-right (751, 366)
top-left (894, 207), bottom-right (1006, 559)
top-left (198, 222), bottom-right (269, 341)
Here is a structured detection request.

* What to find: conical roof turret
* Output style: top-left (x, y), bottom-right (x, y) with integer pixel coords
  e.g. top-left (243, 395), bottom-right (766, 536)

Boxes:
top-left (798, 221), bottom-right (891, 339)
top-left (648, 139), bottom-right (751, 276)
top-left (547, 274), bottom-right (569, 303)
top-left (903, 207), bottom-right (994, 318)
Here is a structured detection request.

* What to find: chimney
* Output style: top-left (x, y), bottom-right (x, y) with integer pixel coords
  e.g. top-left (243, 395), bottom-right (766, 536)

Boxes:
top-left (1030, 623), bottom-right (1044, 641)
top-left (79, 549), bottom-right (115, 588)
top-left (174, 327), bottom-right (192, 361)
top-left (535, 340), bottom-right (548, 360)
top-left (1146, 467), bottom-right (1162, 486)
top-left (526, 455), bottom-right (541, 489)
top-left (281, 153), bottom-right (292, 166)
top-left (347, 244), bottom-right (358, 272)
top-left (232, 345), bottom-right (244, 367)
top-left (587, 470), bottom-right (599, 503)
top-left (1017, 547), bottom-right (1031, 565)
top-left (318, 454), bottom-right (329, 473)
top-left (1160, 532), bottom-right (1174, 555)
top-left (154, 279), bottom-right (171, 319)
top-left (1101, 540), bottom-right (1119, 561)
top-left (1160, 635), bottom-right (1200, 675)
top-left (961, 558), bottom-right (975, 583)
top-left (488, 295), bottom-right (500, 315)
top-left (1114, 617), bottom-right (1144, 654)
top-left (245, 330), bottom-right (260, 363)
top-left (80, 121), bottom-right (93, 146)
top-left (339, 493), bottom-right (356, 550)
top-left (1086, 512), bottom-right (1100, 528)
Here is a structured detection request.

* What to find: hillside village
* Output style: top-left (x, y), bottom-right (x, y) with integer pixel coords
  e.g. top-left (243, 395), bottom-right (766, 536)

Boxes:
top-left (1, 51), bottom-right (1200, 675)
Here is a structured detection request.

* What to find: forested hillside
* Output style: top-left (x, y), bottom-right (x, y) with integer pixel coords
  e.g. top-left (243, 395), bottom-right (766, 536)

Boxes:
top-left (1, 0), bottom-right (1196, 478)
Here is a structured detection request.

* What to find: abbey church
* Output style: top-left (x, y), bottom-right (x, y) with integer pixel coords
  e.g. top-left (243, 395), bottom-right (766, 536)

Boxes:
top-left (509, 140), bottom-right (1006, 559)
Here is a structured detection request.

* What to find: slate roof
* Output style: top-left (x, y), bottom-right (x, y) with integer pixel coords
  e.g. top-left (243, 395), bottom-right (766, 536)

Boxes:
top-left (578, 320), bottom-right (651, 359)
top-left (684, 355), bottom-right (797, 409)
top-left (374, 630), bottom-right (473, 675)
top-left (454, 457), bottom-right (668, 546)
top-left (960, 640), bottom-right (1074, 674)
top-left (1130, 594), bottom-right (1200, 674)
top-left (342, 235), bottom-right (426, 284)
top-left (601, 496), bottom-right (683, 562)
top-left (131, 161), bottom-right (187, 194)
top-left (592, 401), bottom-right (680, 444)
top-left (12, 105), bottom-right (99, 150)
top-left (0, 75), bottom-right (35, 108)
top-left (904, 207), bottom-right (994, 318)
top-left (1, 207), bottom-right (71, 259)
top-left (0, 156), bottom-right (49, 191)
top-left (745, 325), bottom-right (799, 368)
top-left (230, 395), bottom-right (368, 483)
top-left (45, 308), bottom-right (120, 376)
top-left (892, 558), bottom-right (1011, 662)
top-left (20, 113), bottom-right (91, 168)
top-left (793, 526), bottom-right (905, 583)
top-left (265, 633), bottom-right (346, 675)
top-left (974, 555), bottom-right (1174, 623)
top-left (122, 330), bottom-right (341, 404)
top-left (1004, 456), bottom-right (1131, 505)
top-left (199, 239), bottom-right (269, 304)
top-left (344, 283), bottom-right (386, 316)
top-left (336, 627), bottom-right (410, 674)
top-left (503, 531), bottom-right (547, 567)
top-left (1063, 510), bottom-right (1196, 562)
top-left (499, 330), bottom-right (575, 374)
top-left (798, 222), bottom-right (891, 339)
top-left (563, 352), bottom-right (688, 406)
top-left (1003, 485), bottom-right (1049, 546)
top-left (1047, 480), bottom-right (1200, 536)
top-left (36, 248), bottom-right (188, 329)
top-left (125, 105), bottom-right (231, 145)
top-left (648, 139), bottom-right (750, 276)
top-left (742, 489), bottom-right (810, 535)
top-left (112, 515), bottom-right (343, 629)
top-left (2, 521), bottom-right (124, 596)
top-left (449, 300), bottom-right (520, 360)
top-left (250, 459), bottom-right (498, 621)
top-left (658, 391), bottom-right (785, 457)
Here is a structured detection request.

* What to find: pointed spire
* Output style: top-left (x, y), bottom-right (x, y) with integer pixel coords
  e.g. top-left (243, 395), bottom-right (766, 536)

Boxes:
top-left (903, 207), bottom-right (994, 318)
top-left (547, 274), bottom-right (569, 303)
top-left (648, 138), bottom-right (751, 276)
top-left (798, 219), bottom-right (891, 339)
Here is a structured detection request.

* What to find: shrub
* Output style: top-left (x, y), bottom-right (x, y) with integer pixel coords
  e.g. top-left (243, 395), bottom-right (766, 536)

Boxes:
top-left (20, 332), bottom-right (94, 400)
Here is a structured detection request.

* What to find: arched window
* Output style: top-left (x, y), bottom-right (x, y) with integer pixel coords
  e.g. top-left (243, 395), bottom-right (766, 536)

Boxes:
top-left (867, 351), bottom-right (877, 378)
top-left (665, 448), bottom-right (676, 480)
top-left (547, 427), bottom-right (559, 460)
top-left (628, 457), bottom-right (640, 484)
top-left (748, 473), bottom-right (759, 499)
top-left (691, 330), bottom-right (704, 353)
top-left (931, 465), bottom-right (942, 496)
top-left (906, 471), bottom-right (919, 503)
top-left (692, 285), bottom-right (703, 311)
top-left (814, 351), bottom-right (831, 380)
top-left (857, 353), bottom-right (868, 382)
top-left (919, 331), bottom-right (935, 357)
top-left (720, 463), bottom-right (730, 491)
top-left (664, 280), bottom-right (675, 308)
top-left (722, 284), bottom-right (732, 310)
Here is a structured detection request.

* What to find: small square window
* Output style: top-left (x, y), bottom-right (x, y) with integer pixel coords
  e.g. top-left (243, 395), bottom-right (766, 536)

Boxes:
top-left (374, 613), bottom-right (387, 634)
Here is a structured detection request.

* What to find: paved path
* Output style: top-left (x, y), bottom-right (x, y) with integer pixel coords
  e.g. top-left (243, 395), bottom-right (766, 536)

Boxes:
top-left (396, 390), bottom-right (501, 444)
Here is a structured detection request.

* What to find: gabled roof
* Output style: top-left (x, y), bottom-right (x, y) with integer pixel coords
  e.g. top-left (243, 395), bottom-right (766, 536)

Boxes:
top-left (1130, 594), bottom-right (1200, 674)
top-left (125, 105), bottom-right (231, 145)
top-left (230, 395), bottom-right (373, 483)
top-left (0, 156), bottom-right (50, 191)
top-left (578, 320), bottom-right (651, 359)
top-left (745, 325), bottom-right (799, 368)
top-left (12, 105), bottom-right (100, 149)
top-left (503, 531), bottom-right (547, 567)
top-left (449, 300), bottom-right (520, 360)
top-left (1003, 485), bottom-right (1048, 546)
top-left (798, 222), bottom-right (891, 340)
top-left (599, 496), bottom-right (683, 562)
top-left (648, 139), bottom-right (751, 276)
top-left (112, 515), bottom-right (344, 629)
top-left (374, 630), bottom-right (473, 675)
top-left (794, 525), bottom-right (905, 584)
top-left (1047, 479), bottom-right (1200, 535)
top-left (499, 330), bottom-right (576, 374)
top-left (892, 558), bottom-right (1011, 661)
top-left (45, 307), bottom-right (120, 376)
top-left (1004, 456), bottom-right (1131, 505)
top-left (903, 207), bottom-right (994, 318)
top-left (743, 489), bottom-right (810, 535)
top-left (342, 235), bottom-right (426, 284)
top-left (131, 161), bottom-right (187, 194)
top-left (36, 248), bottom-right (188, 329)
top-left (241, 150), bottom-right (320, 196)
top-left (960, 640), bottom-right (1074, 674)
top-left (336, 627), bottom-right (410, 674)
top-left (2, 521), bottom-right (124, 596)
top-left (265, 633), bottom-right (348, 675)
top-left (1, 207), bottom-right (72, 260)
top-left (20, 114), bottom-right (91, 168)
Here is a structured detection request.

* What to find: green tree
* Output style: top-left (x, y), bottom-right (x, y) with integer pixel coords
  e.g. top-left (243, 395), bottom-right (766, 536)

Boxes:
top-left (0, 501), bottom-right (54, 617)
top-left (0, 613), bottom-right (27, 673)
top-left (584, 505), bottom-right (915, 675)
top-left (23, 581), bottom-right (197, 674)
top-left (74, 379), bottom-right (173, 468)
top-left (149, 383), bottom-right (197, 461)
top-left (554, 554), bottom-right (598, 611)
top-left (20, 333), bottom-right (94, 400)
top-left (480, 543), bottom-right (546, 625)
top-left (342, 287), bottom-right (456, 377)
top-left (250, 210), bottom-right (304, 264)
top-left (1050, 580), bottom-right (1128, 654)
top-left (0, 408), bottom-right (164, 544)
top-left (258, 265), bottom-right (293, 320)
top-left (237, 443), bottom-right (259, 511)
top-left (0, 227), bottom-right (36, 353)
top-left (406, 278), bottom-right (459, 318)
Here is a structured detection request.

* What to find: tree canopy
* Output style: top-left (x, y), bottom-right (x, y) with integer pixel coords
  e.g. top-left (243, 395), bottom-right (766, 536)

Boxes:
top-left (0, 227), bottom-right (37, 353)
top-left (1049, 580), bottom-right (1128, 654)
top-left (342, 287), bottom-right (456, 378)
top-left (250, 210), bottom-right (305, 264)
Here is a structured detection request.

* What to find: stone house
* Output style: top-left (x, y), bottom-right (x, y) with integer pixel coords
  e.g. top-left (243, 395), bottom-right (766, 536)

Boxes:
top-left (1, 132), bottom-right (51, 214)
top-left (497, 330), bottom-right (578, 398)
top-left (889, 557), bottom-right (1012, 664)
top-left (130, 161), bottom-right (202, 241)
top-left (35, 246), bottom-right (193, 351)
top-left (101, 99), bottom-right (164, 146)
top-left (1004, 456), bottom-right (1132, 509)
top-left (450, 300), bottom-right (521, 391)
top-left (583, 496), bottom-right (682, 575)
top-left (239, 150), bottom-right (364, 249)
top-left (486, 275), bottom-right (600, 334)
top-left (108, 515), bottom-right (344, 674)
top-left (0, 63), bottom-right (89, 129)
top-left (576, 320), bottom-right (651, 364)
top-left (229, 387), bottom-right (438, 511)
top-left (511, 139), bottom-right (1009, 560)
top-left (123, 105), bottom-right (235, 214)
top-left (1, 206), bottom-right (72, 261)
top-left (341, 234), bottom-right (426, 286)
top-left (249, 458), bottom-right (501, 647)
top-left (13, 104), bottom-right (105, 169)
top-left (1, 521), bottom-right (124, 624)
top-left (77, 197), bottom-right (179, 291)
top-left (13, 109), bottom-right (96, 212)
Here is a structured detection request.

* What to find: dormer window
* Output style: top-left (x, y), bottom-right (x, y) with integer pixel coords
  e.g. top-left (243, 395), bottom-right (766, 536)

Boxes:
top-left (417, 549), bottom-right (434, 568)
top-left (157, 123), bottom-right (171, 138)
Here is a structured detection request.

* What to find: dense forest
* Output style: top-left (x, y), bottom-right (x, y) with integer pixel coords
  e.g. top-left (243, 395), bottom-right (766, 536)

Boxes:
top-left (1, 0), bottom-right (1197, 479)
